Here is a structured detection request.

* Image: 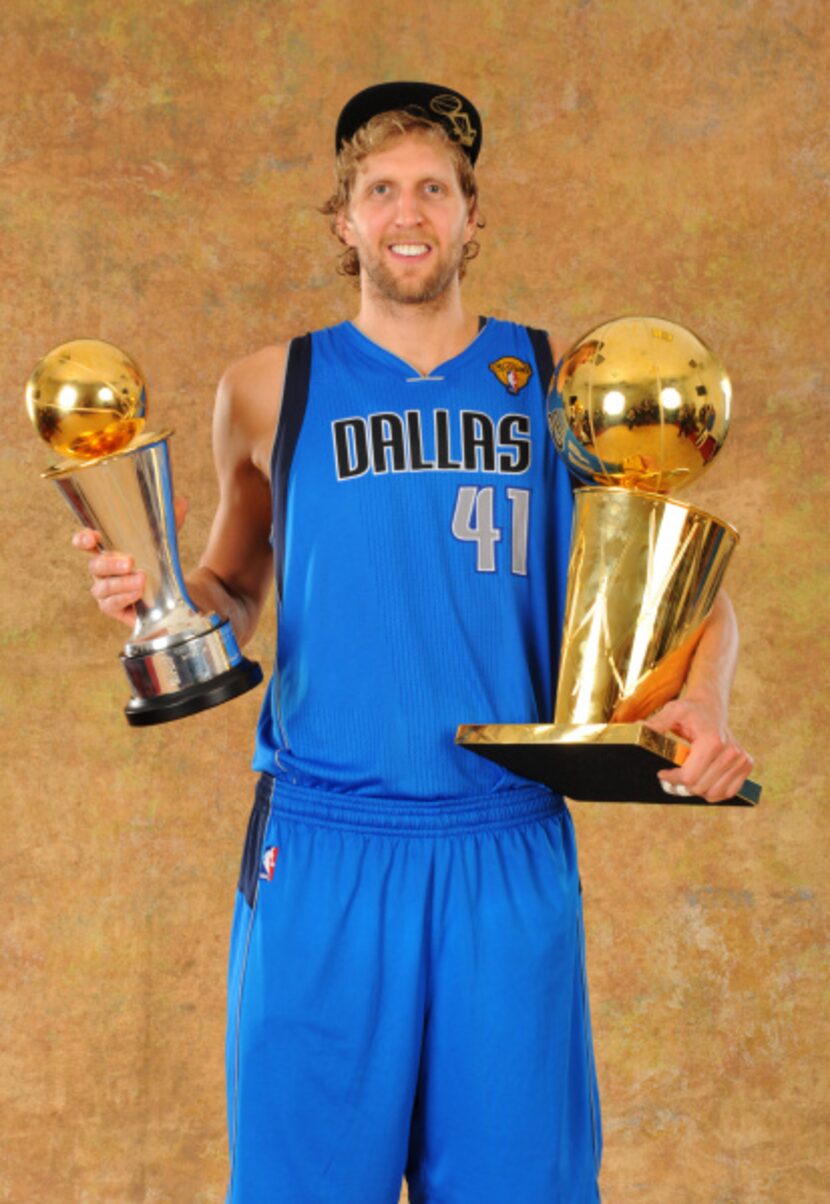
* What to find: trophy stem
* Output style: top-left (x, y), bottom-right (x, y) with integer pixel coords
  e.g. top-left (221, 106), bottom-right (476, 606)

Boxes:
top-left (555, 488), bottom-right (738, 726)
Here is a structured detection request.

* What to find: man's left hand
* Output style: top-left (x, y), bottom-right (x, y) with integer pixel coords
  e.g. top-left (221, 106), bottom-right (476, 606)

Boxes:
top-left (646, 697), bottom-right (754, 803)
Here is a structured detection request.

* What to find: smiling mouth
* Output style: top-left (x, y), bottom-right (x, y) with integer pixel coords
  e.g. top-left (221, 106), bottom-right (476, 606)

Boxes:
top-left (388, 243), bottom-right (431, 258)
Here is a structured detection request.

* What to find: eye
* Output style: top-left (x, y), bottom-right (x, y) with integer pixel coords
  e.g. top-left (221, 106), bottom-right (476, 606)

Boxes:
top-left (424, 182), bottom-right (445, 196)
top-left (370, 182), bottom-right (390, 197)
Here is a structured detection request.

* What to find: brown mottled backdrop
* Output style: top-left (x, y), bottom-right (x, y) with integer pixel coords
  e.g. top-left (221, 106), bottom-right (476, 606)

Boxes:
top-left (1, 1), bottom-right (827, 1201)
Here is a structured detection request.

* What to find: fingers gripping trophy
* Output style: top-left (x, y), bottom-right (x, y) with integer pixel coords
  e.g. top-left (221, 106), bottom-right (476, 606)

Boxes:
top-left (457, 316), bottom-right (761, 807)
top-left (26, 339), bottom-right (262, 725)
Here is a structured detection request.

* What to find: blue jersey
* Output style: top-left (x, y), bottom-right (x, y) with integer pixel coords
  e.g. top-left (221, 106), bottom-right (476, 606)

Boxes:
top-left (252, 318), bottom-right (574, 800)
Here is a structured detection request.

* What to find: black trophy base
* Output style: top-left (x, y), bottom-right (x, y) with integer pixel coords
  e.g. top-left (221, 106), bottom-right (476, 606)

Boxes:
top-left (455, 722), bottom-right (761, 807)
top-left (125, 658), bottom-right (263, 727)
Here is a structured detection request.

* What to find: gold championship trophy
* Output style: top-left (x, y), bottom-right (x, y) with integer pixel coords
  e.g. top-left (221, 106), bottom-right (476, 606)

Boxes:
top-left (26, 339), bottom-right (262, 725)
top-left (457, 316), bottom-right (761, 806)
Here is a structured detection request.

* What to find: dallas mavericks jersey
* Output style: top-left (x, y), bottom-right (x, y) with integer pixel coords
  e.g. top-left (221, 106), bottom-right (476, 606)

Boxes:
top-left (252, 319), bottom-right (574, 800)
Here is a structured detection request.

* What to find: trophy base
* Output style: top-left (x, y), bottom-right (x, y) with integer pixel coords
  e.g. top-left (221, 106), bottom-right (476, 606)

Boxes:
top-left (455, 722), bottom-right (761, 807)
top-left (125, 658), bottom-right (263, 727)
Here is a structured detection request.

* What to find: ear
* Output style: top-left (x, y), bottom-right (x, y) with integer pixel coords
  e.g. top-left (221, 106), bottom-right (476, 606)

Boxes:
top-left (335, 208), bottom-right (357, 248)
top-left (463, 202), bottom-right (479, 244)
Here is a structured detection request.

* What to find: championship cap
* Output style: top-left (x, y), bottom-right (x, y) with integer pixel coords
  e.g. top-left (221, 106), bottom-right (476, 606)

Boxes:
top-left (335, 82), bottom-right (483, 164)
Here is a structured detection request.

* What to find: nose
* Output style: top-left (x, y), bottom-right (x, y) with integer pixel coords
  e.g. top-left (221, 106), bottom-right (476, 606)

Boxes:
top-left (394, 185), bottom-right (423, 227)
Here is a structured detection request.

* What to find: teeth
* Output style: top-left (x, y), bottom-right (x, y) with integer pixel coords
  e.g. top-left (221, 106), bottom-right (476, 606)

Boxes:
top-left (390, 244), bottom-right (429, 256)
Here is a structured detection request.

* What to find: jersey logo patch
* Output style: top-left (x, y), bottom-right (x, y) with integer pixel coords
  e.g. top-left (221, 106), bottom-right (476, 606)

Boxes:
top-left (489, 356), bottom-right (533, 396)
top-left (259, 846), bottom-right (279, 882)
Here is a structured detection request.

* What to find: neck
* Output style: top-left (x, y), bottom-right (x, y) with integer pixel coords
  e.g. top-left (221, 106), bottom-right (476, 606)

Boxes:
top-left (352, 281), bottom-right (479, 376)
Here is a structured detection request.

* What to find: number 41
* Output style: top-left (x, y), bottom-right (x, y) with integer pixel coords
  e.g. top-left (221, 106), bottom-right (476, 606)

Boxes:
top-left (451, 486), bottom-right (529, 575)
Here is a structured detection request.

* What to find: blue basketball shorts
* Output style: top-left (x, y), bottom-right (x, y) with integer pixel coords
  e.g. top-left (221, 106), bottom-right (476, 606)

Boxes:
top-left (225, 773), bottom-right (602, 1203)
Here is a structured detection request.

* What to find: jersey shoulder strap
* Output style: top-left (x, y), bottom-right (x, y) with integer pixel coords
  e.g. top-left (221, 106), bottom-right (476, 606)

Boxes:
top-left (524, 324), bottom-right (579, 496)
top-left (271, 332), bottom-right (313, 600)
top-left (524, 325), bottom-right (555, 396)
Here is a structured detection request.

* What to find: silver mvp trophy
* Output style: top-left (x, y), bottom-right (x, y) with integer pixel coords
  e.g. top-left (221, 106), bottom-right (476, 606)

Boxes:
top-left (26, 338), bottom-right (262, 725)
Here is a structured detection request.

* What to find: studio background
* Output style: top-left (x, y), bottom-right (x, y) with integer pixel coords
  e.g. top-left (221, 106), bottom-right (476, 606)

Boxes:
top-left (1, 1), bottom-right (827, 1200)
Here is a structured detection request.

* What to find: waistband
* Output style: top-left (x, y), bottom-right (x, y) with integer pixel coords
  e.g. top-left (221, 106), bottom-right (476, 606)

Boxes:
top-left (255, 771), bottom-right (566, 836)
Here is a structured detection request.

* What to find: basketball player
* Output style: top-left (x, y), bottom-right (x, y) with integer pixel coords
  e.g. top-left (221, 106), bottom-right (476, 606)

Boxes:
top-left (74, 82), bottom-right (753, 1203)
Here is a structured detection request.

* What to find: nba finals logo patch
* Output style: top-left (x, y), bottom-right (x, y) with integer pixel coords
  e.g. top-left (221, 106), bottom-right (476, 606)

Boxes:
top-left (489, 356), bottom-right (533, 397)
top-left (259, 846), bottom-right (279, 882)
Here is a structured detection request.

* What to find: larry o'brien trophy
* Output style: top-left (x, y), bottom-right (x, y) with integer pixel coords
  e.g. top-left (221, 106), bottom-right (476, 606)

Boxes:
top-left (26, 339), bottom-right (263, 726)
top-left (457, 316), bottom-right (761, 806)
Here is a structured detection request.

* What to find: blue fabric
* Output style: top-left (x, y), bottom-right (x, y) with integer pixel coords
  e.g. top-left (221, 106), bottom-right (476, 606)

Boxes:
top-left (231, 321), bottom-right (601, 1200)
top-left (252, 319), bottom-right (575, 801)
top-left (226, 773), bottom-right (602, 1204)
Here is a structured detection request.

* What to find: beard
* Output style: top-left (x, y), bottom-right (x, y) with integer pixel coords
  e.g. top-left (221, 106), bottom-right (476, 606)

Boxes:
top-left (358, 239), bottom-right (466, 306)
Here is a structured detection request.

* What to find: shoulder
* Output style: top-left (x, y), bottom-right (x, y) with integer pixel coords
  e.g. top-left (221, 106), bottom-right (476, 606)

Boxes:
top-left (512, 321), bottom-right (559, 389)
top-left (525, 324), bottom-right (558, 366)
top-left (218, 343), bottom-right (289, 416)
top-left (488, 317), bottom-right (559, 365)
top-left (212, 342), bottom-right (292, 477)
top-left (217, 324), bottom-right (341, 409)
top-left (215, 341), bottom-right (296, 438)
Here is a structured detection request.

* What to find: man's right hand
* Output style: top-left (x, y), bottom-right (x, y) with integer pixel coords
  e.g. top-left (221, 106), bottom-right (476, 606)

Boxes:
top-left (72, 497), bottom-right (188, 627)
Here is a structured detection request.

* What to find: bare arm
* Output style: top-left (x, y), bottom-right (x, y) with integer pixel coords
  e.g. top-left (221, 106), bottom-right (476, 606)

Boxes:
top-left (681, 588), bottom-right (740, 720)
top-left (187, 346), bottom-right (288, 645)
top-left (647, 589), bottom-right (754, 801)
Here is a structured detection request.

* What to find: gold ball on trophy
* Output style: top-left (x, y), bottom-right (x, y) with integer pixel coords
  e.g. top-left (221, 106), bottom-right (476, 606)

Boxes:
top-left (25, 339), bottom-right (147, 461)
top-left (548, 316), bottom-right (732, 494)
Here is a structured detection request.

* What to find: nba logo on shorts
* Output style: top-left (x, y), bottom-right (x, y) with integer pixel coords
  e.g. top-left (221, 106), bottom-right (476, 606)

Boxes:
top-left (259, 846), bottom-right (279, 882)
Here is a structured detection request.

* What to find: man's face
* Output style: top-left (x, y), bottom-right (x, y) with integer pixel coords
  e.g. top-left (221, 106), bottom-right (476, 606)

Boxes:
top-left (336, 132), bottom-right (478, 306)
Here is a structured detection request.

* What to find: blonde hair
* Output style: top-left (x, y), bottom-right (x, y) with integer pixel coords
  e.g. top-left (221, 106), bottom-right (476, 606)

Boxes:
top-left (321, 110), bottom-right (483, 279)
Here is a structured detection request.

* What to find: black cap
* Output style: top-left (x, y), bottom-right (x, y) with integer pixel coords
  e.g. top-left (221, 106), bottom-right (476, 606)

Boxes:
top-left (335, 81), bottom-right (482, 164)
